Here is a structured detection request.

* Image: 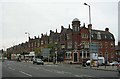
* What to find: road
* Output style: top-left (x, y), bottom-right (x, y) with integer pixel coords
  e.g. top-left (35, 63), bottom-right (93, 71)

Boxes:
top-left (2, 60), bottom-right (120, 78)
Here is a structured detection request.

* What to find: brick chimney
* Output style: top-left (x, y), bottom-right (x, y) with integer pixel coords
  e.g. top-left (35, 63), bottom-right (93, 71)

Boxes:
top-left (68, 24), bottom-right (71, 29)
top-left (41, 33), bottom-right (43, 37)
top-left (61, 26), bottom-right (64, 30)
top-left (56, 29), bottom-right (58, 33)
top-left (88, 24), bottom-right (92, 30)
top-left (105, 28), bottom-right (109, 32)
top-left (34, 36), bottom-right (37, 39)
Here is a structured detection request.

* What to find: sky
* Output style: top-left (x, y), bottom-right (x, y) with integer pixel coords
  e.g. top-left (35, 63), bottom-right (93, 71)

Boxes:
top-left (0, 0), bottom-right (119, 50)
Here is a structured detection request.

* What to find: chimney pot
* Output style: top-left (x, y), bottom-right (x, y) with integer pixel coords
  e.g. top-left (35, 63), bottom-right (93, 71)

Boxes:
top-left (88, 24), bottom-right (92, 29)
top-left (105, 28), bottom-right (109, 32)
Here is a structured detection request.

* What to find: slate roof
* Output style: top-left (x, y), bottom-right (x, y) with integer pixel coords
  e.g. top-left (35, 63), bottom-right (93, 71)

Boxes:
top-left (91, 29), bottom-right (115, 41)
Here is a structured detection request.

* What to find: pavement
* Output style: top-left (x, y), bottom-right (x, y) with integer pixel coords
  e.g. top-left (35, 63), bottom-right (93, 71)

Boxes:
top-left (43, 62), bottom-right (118, 72)
top-left (81, 65), bottom-right (117, 72)
top-left (19, 60), bottom-right (118, 72)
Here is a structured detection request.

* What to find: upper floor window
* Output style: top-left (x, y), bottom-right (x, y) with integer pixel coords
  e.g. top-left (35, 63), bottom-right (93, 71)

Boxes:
top-left (31, 43), bottom-right (33, 47)
top-left (81, 34), bottom-right (88, 38)
top-left (34, 42), bottom-right (36, 47)
top-left (111, 36), bottom-right (113, 39)
top-left (67, 41), bottom-right (72, 49)
top-left (97, 32), bottom-right (101, 39)
top-left (105, 35), bottom-right (107, 39)
top-left (67, 34), bottom-right (70, 40)
top-left (99, 42), bottom-right (102, 48)
top-left (37, 43), bottom-right (40, 47)
top-left (41, 40), bottom-right (44, 45)
top-left (29, 43), bottom-right (30, 48)
top-left (91, 34), bottom-right (94, 38)
top-left (81, 41), bottom-right (89, 48)
top-left (78, 27), bottom-right (80, 31)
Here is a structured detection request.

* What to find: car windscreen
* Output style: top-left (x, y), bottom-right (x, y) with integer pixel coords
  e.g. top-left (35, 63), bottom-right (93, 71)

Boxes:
top-left (36, 59), bottom-right (42, 61)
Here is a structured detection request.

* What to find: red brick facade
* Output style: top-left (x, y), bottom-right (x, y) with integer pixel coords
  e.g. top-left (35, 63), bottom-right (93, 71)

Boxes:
top-left (7, 18), bottom-right (115, 62)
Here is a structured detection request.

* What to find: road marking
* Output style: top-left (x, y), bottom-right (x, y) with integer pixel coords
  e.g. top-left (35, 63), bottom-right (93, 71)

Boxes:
top-left (74, 75), bottom-right (93, 77)
top-left (8, 67), bottom-right (15, 71)
top-left (29, 66), bottom-right (41, 70)
top-left (52, 70), bottom-right (72, 75)
top-left (45, 65), bottom-right (58, 67)
top-left (44, 69), bottom-right (52, 72)
top-left (19, 71), bottom-right (32, 77)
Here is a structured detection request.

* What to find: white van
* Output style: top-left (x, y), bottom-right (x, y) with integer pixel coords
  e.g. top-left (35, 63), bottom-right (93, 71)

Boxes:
top-left (86, 57), bottom-right (105, 66)
top-left (98, 57), bottom-right (105, 65)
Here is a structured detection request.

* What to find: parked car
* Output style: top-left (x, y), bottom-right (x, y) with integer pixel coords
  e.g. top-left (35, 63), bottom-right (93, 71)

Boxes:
top-left (33, 58), bottom-right (44, 65)
top-left (86, 60), bottom-right (91, 66)
top-left (109, 61), bottom-right (119, 66)
top-left (117, 63), bottom-right (120, 74)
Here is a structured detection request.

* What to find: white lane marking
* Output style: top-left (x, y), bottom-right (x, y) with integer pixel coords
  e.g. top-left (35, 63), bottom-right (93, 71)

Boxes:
top-left (49, 69), bottom-right (72, 75)
top-left (45, 65), bottom-right (58, 67)
top-left (19, 71), bottom-right (32, 77)
top-left (8, 67), bottom-right (15, 71)
top-left (44, 69), bottom-right (52, 72)
top-left (74, 74), bottom-right (93, 77)
top-left (29, 66), bottom-right (41, 70)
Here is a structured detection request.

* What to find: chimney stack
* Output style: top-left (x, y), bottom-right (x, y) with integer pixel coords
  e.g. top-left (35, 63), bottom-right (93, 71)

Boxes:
top-left (68, 24), bottom-right (70, 29)
top-left (34, 36), bottom-right (37, 39)
top-left (41, 33), bottom-right (43, 37)
top-left (56, 29), bottom-right (58, 33)
top-left (61, 26), bottom-right (64, 30)
top-left (105, 28), bottom-right (109, 32)
top-left (88, 24), bottom-right (92, 30)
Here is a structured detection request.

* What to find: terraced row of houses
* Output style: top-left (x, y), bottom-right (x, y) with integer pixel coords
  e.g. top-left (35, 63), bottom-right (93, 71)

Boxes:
top-left (6, 18), bottom-right (116, 63)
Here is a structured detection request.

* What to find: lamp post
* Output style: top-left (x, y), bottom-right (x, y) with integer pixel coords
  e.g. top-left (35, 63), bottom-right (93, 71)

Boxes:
top-left (84, 3), bottom-right (91, 24)
top-left (1, 49), bottom-right (4, 61)
top-left (55, 42), bottom-right (58, 64)
top-left (25, 32), bottom-right (30, 59)
top-left (84, 3), bottom-right (92, 67)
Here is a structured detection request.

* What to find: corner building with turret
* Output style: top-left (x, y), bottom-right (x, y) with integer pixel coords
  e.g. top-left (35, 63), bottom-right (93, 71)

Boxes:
top-left (63, 18), bottom-right (115, 63)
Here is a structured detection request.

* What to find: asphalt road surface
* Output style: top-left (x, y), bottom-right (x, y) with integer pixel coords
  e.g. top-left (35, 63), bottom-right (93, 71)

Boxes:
top-left (2, 60), bottom-right (120, 78)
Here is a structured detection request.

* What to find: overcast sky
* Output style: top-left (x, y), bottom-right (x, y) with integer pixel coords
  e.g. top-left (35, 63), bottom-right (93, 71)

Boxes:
top-left (0, 0), bottom-right (119, 50)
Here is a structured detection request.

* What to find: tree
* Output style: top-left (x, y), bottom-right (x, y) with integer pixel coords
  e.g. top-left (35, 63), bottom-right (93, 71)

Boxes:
top-left (33, 48), bottom-right (41, 56)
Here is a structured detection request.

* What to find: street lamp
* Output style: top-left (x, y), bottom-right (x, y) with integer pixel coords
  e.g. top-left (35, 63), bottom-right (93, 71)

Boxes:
top-left (84, 3), bottom-right (91, 24)
top-left (55, 42), bottom-right (58, 64)
top-left (84, 2), bottom-right (92, 45)
top-left (84, 3), bottom-right (92, 67)
top-left (1, 49), bottom-right (4, 61)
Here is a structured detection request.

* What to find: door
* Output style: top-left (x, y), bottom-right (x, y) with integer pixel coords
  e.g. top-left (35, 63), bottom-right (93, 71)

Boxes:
top-left (74, 53), bottom-right (77, 62)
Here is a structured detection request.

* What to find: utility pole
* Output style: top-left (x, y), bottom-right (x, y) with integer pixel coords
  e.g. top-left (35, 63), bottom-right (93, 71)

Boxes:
top-left (84, 3), bottom-right (92, 67)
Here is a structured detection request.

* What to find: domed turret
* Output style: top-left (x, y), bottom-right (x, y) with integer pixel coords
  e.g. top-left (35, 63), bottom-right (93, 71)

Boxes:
top-left (72, 18), bottom-right (80, 22)
top-left (72, 18), bottom-right (81, 32)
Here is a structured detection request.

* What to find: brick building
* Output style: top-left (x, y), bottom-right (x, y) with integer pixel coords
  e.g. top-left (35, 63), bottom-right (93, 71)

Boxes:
top-left (115, 41), bottom-right (120, 62)
top-left (6, 18), bottom-right (115, 62)
top-left (64, 18), bottom-right (115, 63)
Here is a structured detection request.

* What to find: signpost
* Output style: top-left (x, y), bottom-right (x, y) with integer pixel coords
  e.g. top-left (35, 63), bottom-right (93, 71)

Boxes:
top-left (90, 42), bottom-right (99, 67)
